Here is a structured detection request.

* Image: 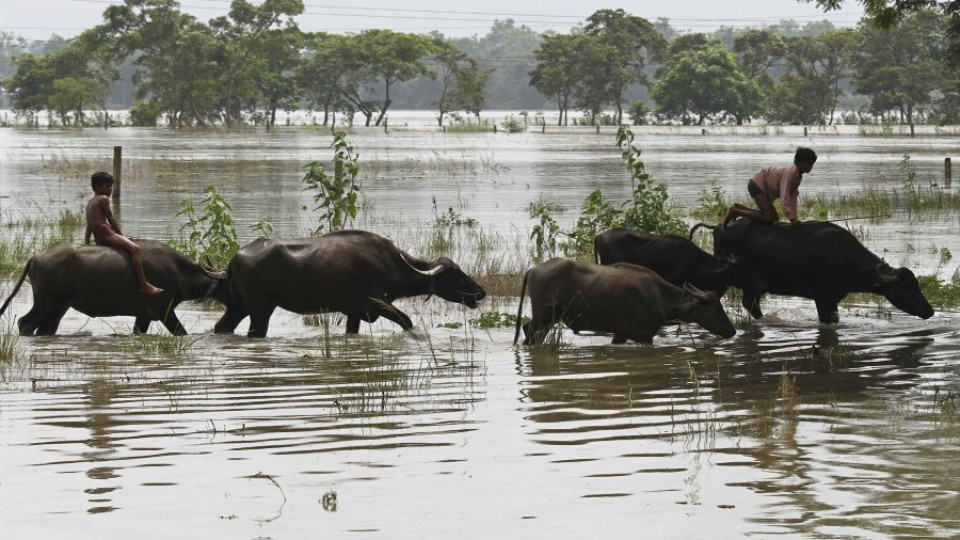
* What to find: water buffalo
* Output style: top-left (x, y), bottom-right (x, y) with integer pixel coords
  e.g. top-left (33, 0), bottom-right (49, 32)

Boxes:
top-left (594, 227), bottom-right (765, 318)
top-left (513, 259), bottom-right (737, 345)
top-left (694, 219), bottom-right (934, 323)
top-left (213, 230), bottom-right (486, 338)
top-left (0, 240), bottom-right (227, 336)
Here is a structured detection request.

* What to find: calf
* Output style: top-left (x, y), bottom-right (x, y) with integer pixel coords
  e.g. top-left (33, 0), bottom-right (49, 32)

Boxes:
top-left (513, 259), bottom-right (736, 345)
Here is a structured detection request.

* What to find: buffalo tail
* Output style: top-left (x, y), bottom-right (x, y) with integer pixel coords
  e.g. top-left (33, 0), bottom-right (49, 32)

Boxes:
top-left (513, 268), bottom-right (532, 345)
top-left (688, 222), bottom-right (718, 242)
top-left (0, 258), bottom-right (32, 319)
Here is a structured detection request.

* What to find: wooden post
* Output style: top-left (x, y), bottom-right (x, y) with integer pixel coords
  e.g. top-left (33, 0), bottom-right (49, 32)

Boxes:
top-left (910, 123), bottom-right (915, 138)
top-left (804, 126), bottom-right (808, 137)
top-left (384, 118), bottom-right (388, 133)
top-left (112, 146), bottom-right (122, 202)
top-left (701, 128), bottom-right (706, 135)
top-left (542, 117), bottom-right (546, 134)
top-left (945, 157), bottom-right (952, 188)
top-left (493, 124), bottom-right (497, 134)
top-left (596, 124), bottom-right (600, 134)
top-left (442, 125), bottom-right (446, 133)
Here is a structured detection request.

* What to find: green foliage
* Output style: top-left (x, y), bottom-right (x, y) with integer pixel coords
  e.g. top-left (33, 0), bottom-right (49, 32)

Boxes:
top-left (627, 101), bottom-right (648, 125)
top-left (129, 99), bottom-right (162, 127)
top-left (651, 42), bottom-right (761, 125)
top-left (615, 125), bottom-right (687, 235)
top-left (690, 178), bottom-right (729, 221)
top-left (172, 185), bottom-right (240, 267)
top-left (301, 131), bottom-right (360, 235)
top-left (529, 125), bottom-right (686, 257)
top-left (917, 274), bottom-right (960, 310)
top-left (528, 200), bottom-right (564, 261)
top-left (469, 311), bottom-right (518, 329)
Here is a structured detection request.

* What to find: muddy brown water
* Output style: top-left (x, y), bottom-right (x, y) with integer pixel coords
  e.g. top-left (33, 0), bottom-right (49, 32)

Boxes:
top-left (2, 122), bottom-right (960, 538)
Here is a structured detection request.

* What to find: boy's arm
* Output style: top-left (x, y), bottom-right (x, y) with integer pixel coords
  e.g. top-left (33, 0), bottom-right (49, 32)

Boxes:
top-left (100, 197), bottom-right (123, 235)
top-left (780, 171), bottom-right (800, 224)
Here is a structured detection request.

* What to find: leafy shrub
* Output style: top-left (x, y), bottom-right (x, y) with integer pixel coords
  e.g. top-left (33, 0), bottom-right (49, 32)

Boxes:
top-left (302, 131), bottom-right (360, 235)
top-left (172, 185), bottom-right (240, 267)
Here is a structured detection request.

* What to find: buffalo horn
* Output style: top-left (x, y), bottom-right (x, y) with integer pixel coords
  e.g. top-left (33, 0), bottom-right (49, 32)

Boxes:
top-left (400, 252), bottom-right (446, 276)
top-left (875, 263), bottom-right (899, 283)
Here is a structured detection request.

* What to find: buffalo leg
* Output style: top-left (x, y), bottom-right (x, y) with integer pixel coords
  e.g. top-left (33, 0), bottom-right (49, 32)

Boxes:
top-left (612, 334), bottom-right (628, 344)
top-left (815, 299), bottom-right (840, 324)
top-left (214, 304), bottom-right (248, 334)
top-left (35, 306), bottom-right (69, 336)
top-left (134, 317), bottom-right (151, 334)
top-left (160, 313), bottom-right (187, 336)
top-left (345, 315), bottom-right (361, 334)
top-left (247, 307), bottom-right (276, 338)
top-left (361, 298), bottom-right (413, 331)
top-left (743, 293), bottom-right (763, 319)
top-left (17, 307), bottom-right (45, 336)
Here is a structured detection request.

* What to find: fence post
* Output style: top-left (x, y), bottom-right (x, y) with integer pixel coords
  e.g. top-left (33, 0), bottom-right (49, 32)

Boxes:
top-left (804, 126), bottom-right (808, 137)
top-left (112, 146), bottom-right (122, 202)
top-left (493, 124), bottom-right (497, 134)
top-left (946, 157), bottom-right (952, 188)
top-left (910, 124), bottom-right (915, 138)
top-left (596, 124), bottom-right (600, 135)
top-left (542, 117), bottom-right (546, 134)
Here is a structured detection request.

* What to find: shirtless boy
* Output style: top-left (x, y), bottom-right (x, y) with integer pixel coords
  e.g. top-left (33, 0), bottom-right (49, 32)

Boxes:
top-left (84, 171), bottom-right (163, 295)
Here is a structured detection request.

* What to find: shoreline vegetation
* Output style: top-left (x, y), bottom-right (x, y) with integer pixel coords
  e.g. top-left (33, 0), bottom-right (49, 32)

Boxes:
top-left (7, 109), bottom-right (960, 138)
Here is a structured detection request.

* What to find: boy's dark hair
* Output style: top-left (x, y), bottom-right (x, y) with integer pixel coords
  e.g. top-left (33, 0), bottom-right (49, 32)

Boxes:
top-left (794, 147), bottom-right (817, 164)
top-left (91, 171), bottom-right (113, 190)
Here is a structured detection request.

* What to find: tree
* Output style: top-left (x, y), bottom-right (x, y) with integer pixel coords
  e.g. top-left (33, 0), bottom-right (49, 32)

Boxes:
top-left (97, 0), bottom-right (222, 128)
top-left (297, 32), bottom-right (351, 126)
top-left (853, 9), bottom-right (945, 123)
top-left (452, 20), bottom-right (543, 109)
top-left (3, 34), bottom-right (113, 126)
top-left (651, 42), bottom-right (761, 125)
top-left (209, 0), bottom-right (304, 129)
top-left (431, 40), bottom-right (492, 124)
top-left (529, 32), bottom-right (582, 126)
top-left (353, 30), bottom-right (435, 127)
top-left (769, 29), bottom-right (856, 125)
top-left (582, 9), bottom-right (668, 124)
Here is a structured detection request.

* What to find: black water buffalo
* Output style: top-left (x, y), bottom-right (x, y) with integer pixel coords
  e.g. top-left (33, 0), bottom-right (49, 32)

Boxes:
top-left (0, 240), bottom-right (227, 336)
top-left (513, 259), bottom-right (736, 345)
top-left (594, 227), bottom-right (765, 317)
top-left (213, 230), bottom-right (486, 338)
top-left (696, 219), bottom-right (934, 323)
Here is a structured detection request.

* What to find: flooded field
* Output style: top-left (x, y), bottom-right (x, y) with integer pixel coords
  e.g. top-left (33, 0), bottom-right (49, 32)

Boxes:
top-left (2, 122), bottom-right (960, 538)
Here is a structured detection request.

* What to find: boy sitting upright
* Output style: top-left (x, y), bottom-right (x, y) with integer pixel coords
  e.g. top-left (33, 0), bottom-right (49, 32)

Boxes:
top-left (84, 171), bottom-right (163, 295)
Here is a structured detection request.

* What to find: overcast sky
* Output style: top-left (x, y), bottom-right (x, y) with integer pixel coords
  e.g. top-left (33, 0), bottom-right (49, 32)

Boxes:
top-left (2, 0), bottom-right (867, 41)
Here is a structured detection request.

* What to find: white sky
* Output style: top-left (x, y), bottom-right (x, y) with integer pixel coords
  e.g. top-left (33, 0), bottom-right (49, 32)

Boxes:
top-left (2, 0), bottom-right (867, 41)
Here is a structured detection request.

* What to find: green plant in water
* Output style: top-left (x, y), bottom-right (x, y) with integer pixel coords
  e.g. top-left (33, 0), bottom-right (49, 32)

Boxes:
top-left (124, 332), bottom-right (199, 355)
top-left (690, 178), bottom-right (728, 222)
top-left (172, 185), bottom-right (240, 268)
top-left (302, 131), bottom-right (360, 235)
top-left (528, 200), bottom-right (563, 261)
top-left (469, 311), bottom-right (518, 328)
top-left (616, 124), bottom-right (686, 236)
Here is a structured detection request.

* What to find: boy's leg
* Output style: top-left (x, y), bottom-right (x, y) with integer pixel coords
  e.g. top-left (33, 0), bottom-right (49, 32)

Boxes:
top-left (752, 193), bottom-right (779, 224)
top-left (99, 234), bottom-right (164, 294)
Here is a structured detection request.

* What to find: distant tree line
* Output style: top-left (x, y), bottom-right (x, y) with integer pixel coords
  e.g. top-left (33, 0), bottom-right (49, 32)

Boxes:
top-left (1, 0), bottom-right (958, 128)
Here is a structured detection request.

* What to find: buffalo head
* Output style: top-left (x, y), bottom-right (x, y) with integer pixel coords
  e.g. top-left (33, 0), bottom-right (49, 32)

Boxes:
top-left (677, 284), bottom-right (737, 339)
top-left (411, 257), bottom-right (486, 308)
top-left (874, 264), bottom-right (934, 319)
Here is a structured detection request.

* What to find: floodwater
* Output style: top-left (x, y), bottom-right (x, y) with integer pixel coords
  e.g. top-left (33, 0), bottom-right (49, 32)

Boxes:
top-left (2, 119), bottom-right (960, 538)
